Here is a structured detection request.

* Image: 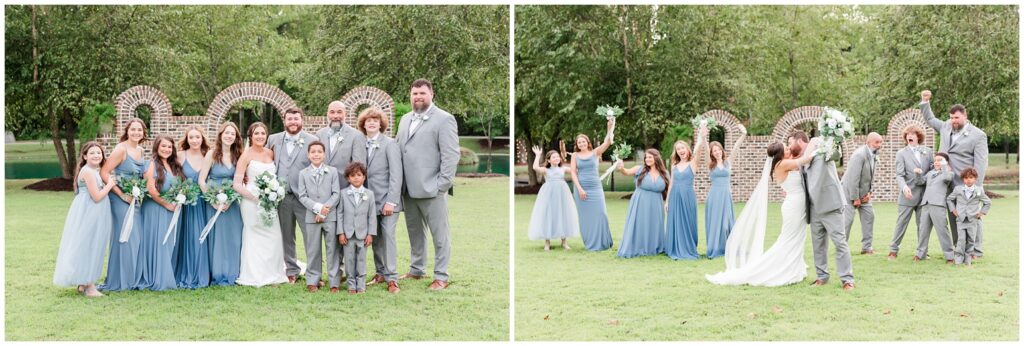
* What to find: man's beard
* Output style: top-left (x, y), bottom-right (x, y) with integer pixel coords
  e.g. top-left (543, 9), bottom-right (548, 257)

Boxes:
top-left (286, 124), bottom-right (302, 134)
top-left (330, 121), bottom-right (342, 131)
top-left (413, 101), bottom-right (430, 113)
top-left (952, 122), bottom-right (964, 131)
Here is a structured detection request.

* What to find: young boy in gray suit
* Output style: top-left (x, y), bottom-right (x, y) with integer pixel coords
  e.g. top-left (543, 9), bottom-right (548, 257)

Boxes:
top-left (916, 152), bottom-right (956, 263)
top-left (337, 162), bottom-right (377, 293)
top-left (946, 167), bottom-right (991, 266)
top-left (295, 141), bottom-right (341, 293)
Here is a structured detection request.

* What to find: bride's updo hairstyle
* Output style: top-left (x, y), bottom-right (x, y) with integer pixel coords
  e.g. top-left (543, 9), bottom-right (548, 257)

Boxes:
top-left (767, 142), bottom-right (785, 180)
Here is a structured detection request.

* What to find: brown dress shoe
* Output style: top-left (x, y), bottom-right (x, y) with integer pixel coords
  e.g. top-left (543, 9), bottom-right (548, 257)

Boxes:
top-left (399, 273), bottom-right (424, 280)
top-left (368, 274), bottom-right (386, 286)
top-left (887, 252), bottom-right (897, 260)
top-left (387, 281), bottom-right (400, 294)
top-left (912, 256), bottom-right (922, 262)
top-left (330, 287), bottom-right (340, 293)
top-left (287, 275), bottom-right (297, 284)
top-left (348, 289), bottom-right (358, 294)
top-left (861, 249), bottom-right (875, 255)
top-left (810, 279), bottom-right (827, 287)
top-left (946, 259), bottom-right (954, 264)
top-left (842, 282), bottom-right (855, 291)
top-left (307, 285), bottom-right (319, 293)
top-left (428, 280), bottom-right (449, 290)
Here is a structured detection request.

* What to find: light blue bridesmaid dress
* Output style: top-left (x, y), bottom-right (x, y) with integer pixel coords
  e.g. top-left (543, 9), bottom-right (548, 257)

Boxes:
top-left (53, 166), bottom-right (113, 287)
top-left (705, 162), bottom-right (735, 259)
top-left (664, 165), bottom-right (700, 260)
top-left (573, 154), bottom-right (612, 251)
top-left (174, 159), bottom-right (210, 289)
top-left (206, 162), bottom-right (242, 286)
top-left (135, 163), bottom-right (179, 291)
top-left (99, 153), bottom-right (146, 291)
top-left (616, 169), bottom-right (666, 258)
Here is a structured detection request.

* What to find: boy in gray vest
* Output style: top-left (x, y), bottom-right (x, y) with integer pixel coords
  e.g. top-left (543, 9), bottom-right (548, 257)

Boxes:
top-left (337, 162), bottom-right (377, 293)
top-left (946, 167), bottom-right (991, 266)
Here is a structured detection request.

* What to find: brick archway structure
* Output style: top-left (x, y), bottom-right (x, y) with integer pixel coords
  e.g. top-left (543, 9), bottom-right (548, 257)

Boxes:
top-left (692, 110), bottom-right (743, 199)
top-left (204, 82), bottom-right (301, 137)
top-left (97, 85), bottom-right (176, 156)
top-left (339, 86), bottom-right (397, 137)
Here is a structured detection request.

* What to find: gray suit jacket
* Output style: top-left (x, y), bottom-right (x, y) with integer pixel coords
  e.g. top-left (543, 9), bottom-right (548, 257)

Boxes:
top-left (841, 145), bottom-right (876, 201)
top-left (894, 146), bottom-right (933, 207)
top-left (396, 103), bottom-right (460, 199)
top-left (805, 138), bottom-right (845, 215)
top-left (365, 134), bottom-right (403, 213)
top-left (336, 187), bottom-right (378, 241)
top-left (920, 102), bottom-right (989, 186)
top-left (946, 185), bottom-right (992, 224)
top-left (266, 131), bottom-right (319, 194)
top-left (296, 165), bottom-right (341, 223)
top-left (316, 124), bottom-right (367, 189)
top-left (920, 169), bottom-right (955, 207)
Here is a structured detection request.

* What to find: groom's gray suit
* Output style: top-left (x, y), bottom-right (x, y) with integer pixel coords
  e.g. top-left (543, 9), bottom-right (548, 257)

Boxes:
top-left (802, 138), bottom-right (854, 284)
top-left (267, 130), bottom-right (319, 277)
top-left (396, 103), bottom-right (459, 282)
top-left (841, 145), bottom-right (876, 252)
top-left (920, 101), bottom-right (989, 257)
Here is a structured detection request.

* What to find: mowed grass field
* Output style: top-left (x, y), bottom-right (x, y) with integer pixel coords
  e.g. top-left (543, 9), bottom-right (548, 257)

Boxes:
top-left (5, 177), bottom-right (509, 341)
top-left (514, 189), bottom-right (1018, 341)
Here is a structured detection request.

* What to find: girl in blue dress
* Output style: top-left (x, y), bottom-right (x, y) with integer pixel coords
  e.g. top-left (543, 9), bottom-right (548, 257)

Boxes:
top-left (615, 149), bottom-right (669, 258)
top-left (53, 142), bottom-right (117, 297)
top-left (136, 135), bottom-right (183, 291)
top-left (570, 118), bottom-right (615, 251)
top-left (198, 121), bottom-right (245, 286)
top-left (175, 125), bottom-right (211, 289)
top-left (99, 118), bottom-right (148, 291)
top-left (664, 127), bottom-right (706, 260)
top-left (704, 124), bottom-right (747, 259)
top-left (527, 146), bottom-right (579, 251)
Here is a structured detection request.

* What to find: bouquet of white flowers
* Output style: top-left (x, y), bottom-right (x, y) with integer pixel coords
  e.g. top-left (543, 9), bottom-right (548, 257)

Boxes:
top-left (161, 177), bottom-right (201, 244)
top-left (198, 181), bottom-right (243, 243)
top-left (600, 143), bottom-right (634, 183)
top-left (595, 105), bottom-right (624, 120)
top-left (815, 107), bottom-right (854, 157)
top-left (116, 173), bottom-right (147, 243)
top-left (255, 171), bottom-right (287, 227)
top-left (690, 114), bottom-right (718, 129)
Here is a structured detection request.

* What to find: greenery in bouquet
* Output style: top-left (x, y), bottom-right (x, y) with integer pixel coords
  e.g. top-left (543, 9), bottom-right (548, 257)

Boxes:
top-left (160, 177), bottom-right (202, 206)
top-left (202, 181), bottom-right (242, 207)
top-left (690, 114), bottom-right (718, 129)
top-left (116, 173), bottom-right (148, 205)
top-left (255, 171), bottom-right (288, 226)
top-left (595, 105), bottom-right (624, 119)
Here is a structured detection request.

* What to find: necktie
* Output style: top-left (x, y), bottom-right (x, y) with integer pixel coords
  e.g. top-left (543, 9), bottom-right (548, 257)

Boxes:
top-left (409, 114), bottom-right (423, 135)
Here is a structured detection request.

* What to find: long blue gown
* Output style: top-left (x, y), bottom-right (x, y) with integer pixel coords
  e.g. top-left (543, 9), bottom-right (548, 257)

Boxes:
top-left (174, 159), bottom-right (210, 289)
top-left (616, 170), bottom-right (666, 258)
top-left (664, 165), bottom-right (700, 260)
top-left (705, 163), bottom-right (735, 259)
top-left (53, 166), bottom-right (112, 287)
top-left (206, 162), bottom-right (242, 286)
top-left (99, 154), bottom-right (146, 291)
top-left (135, 164), bottom-right (179, 291)
top-left (573, 154), bottom-right (613, 251)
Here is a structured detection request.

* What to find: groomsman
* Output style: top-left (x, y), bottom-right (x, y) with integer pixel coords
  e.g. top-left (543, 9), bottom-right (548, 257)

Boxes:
top-left (842, 132), bottom-right (882, 254)
top-left (888, 126), bottom-right (933, 260)
top-left (358, 108), bottom-right (404, 294)
top-left (396, 79), bottom-right (459, 290)
top-left (317, 101), bottom-right (368, 187)
top-left (267, 108), bottom-right (319, 284)
top-left (919, 90), bottom-right (989, 258)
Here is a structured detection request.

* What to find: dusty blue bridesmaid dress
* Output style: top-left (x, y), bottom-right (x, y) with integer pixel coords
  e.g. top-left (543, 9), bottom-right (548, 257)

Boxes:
top-left (664, 165), bottom-right (700, 260)
top-left (135, 163), bottom-right (179, 291)
top-left (53, 166), bottom-right (113, 287)
top-left (616, 169), bottom-right (666, 258)
top-left (573, 154), bottom-right (613, 251)
top-left (174, 159), bottom-right (210, 289)
top-left (99, 154), bottom-right (146, 291)
top-left (705, 163), bottom-right (735, 259)
top-left (206, 162), bottom-right (242, 286)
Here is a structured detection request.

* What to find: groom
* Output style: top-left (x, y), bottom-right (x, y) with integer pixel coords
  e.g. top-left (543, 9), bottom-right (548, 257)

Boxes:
top-left (790, 130), bottom-right (855, 291)
top-left (267, 108), bottom-right (319, 284)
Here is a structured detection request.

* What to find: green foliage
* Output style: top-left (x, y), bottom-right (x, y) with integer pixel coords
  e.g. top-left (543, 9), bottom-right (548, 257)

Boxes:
top-left (77, 103), bottom-right (115, 142)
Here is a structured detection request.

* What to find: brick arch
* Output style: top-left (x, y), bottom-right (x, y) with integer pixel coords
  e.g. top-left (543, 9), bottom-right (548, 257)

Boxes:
top-left (771, 106), bottom-right (827, 141)
top-left (98, 86), bottom-right (175, 156)
top-left (339, 86), bottom-right (397, 136)
top-left (204, 82), bottom-right (300, 136)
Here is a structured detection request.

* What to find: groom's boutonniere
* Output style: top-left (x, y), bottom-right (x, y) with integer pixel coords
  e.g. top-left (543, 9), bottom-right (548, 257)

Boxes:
top-left (421, 113), bottom-right (430, 121)
top-left (335, 134), bottom-right (345, 144)
top-left (297, 137), bottom-right (306, 147)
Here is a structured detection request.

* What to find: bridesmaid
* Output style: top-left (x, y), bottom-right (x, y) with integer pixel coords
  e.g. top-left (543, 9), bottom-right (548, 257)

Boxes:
top-left (664, 127), bottom-right (705, 260)
top-left (527, 145), bottom-right (579, 251)
top-left (615, 149), bottom-right (669, 258)
top-left (569, 118), bottom-right (615, 251)
top-left (53, 142), bottom-right (117, 297)
top-left (136, 135), bottom-right (183, 291)
top-left (704, 124), bottom-right (747, 259)
top-left (199, 122), bottom-right (244, 286)
top-left (175, 125), bottom-right (211, 289)
top-left (99, 118), bottom-right (148, 291)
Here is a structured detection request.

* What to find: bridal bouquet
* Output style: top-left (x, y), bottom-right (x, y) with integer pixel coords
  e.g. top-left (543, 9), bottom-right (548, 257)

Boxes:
top-left (255, 171), bottom-right (287, 227)
top-left (600, 143), bottom-right (633, 183)
top-left (690, 114), bottom-right (718, 129)
top-left (815, 107), bottom-right (854, 157)
top-left (161, 177), bottom-right (201, 244)
top-left (198, 181), bottom-right (242, 243)
top-left (115, 173), bottom-right (148, 243)
top-left (595, 105), bottom-right (623, 120)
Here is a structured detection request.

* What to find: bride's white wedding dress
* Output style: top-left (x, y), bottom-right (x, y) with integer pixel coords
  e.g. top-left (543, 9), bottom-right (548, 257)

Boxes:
top-left (706, 165), bottom-right (809, 287)
top-left (236, 160), bottom-right (288, 287)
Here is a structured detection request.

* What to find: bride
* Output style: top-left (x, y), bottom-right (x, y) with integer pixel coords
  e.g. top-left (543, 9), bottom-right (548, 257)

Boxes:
top-left (233, 122), bottom-right (288, 287)
top-left (706, 139), bottom-right (817, 287)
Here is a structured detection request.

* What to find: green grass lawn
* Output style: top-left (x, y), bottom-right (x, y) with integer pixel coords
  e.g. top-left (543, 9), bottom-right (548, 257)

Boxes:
top-left (514, 189), bottom-right (1019, 341)
top-left (5, 177), bottom-right (509, 341)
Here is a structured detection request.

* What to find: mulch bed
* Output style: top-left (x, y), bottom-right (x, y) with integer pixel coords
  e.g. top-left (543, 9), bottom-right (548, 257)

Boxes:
top-left (24, 177), bottom-right (74, 192)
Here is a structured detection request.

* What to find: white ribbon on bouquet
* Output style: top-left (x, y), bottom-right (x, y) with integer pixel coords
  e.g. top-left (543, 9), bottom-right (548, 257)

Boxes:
top-left (598, 160), bottom-right (624, 184)
top-left (117, 185), bottom-right (145, 243)
top-left (161, 193), bottom-right (187, 245)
